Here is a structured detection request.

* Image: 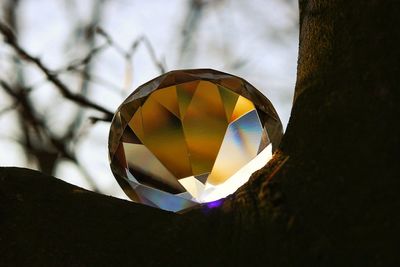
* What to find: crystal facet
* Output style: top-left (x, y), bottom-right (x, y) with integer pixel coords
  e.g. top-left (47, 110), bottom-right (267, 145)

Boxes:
top-left (108, 69), bottom-right (283, 212)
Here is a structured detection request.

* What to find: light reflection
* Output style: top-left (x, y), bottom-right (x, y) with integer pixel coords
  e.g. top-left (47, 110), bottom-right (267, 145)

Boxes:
top-left (109, 69), bottom-right (283, 212)
top-left (206, 199), bottom-right (224, 209)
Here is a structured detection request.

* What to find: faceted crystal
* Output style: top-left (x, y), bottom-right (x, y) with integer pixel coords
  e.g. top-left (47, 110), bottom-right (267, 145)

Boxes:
top-left (109, 69), bottom-right (282, 212)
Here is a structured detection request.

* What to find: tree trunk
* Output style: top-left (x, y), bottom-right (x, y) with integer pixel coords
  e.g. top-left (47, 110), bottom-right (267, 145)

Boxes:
top-left (1, 0), bottom-right (399, 266)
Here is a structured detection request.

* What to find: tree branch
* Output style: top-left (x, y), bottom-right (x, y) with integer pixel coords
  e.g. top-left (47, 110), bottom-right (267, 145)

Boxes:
top-left (0, 21), bottom-right (114, 121)
top-left (1, 1), bottom-right (399, 266)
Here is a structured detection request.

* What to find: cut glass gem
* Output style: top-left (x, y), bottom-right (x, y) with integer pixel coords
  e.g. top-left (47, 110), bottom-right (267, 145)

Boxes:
top-left (108, 69), bottom-right (283, 212)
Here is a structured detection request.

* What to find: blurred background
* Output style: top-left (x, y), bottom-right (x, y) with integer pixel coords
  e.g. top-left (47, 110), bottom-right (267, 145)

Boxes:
top-left (0, 0), bottom-right (298, 199)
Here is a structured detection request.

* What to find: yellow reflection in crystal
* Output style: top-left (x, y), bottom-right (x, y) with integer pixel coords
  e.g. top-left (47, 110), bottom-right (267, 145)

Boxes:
top-left (112, 72), bottom-right (271, 208)
top-left (128, 107), bottom-right (145, 142)
top-left (125, 81), bottom-right (260, 184)
top-left (218, 86), bottom-right (239, 121)
top-left (230, 95), bottom-right (255, 122)
top-left (182, 81), bottom-right (228, 175)
top-left (207, 109), bottom-right (262, 185)
top-left (139, 96), bottom-right (192, 178)
top-left (176, 81), bottom-right (198, 119)
top-left (107, 69), bottom-right (283, 213)
top-left (151, 86), bottom-right (180, 118)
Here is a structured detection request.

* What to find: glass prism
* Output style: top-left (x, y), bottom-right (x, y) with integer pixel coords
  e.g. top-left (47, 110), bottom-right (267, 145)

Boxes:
top-left (109, 69), bottom-right (283, 212)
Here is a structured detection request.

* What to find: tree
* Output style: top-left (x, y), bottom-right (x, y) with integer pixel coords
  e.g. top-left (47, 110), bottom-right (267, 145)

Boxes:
top-left (1, 0), bottom-right (399, 266)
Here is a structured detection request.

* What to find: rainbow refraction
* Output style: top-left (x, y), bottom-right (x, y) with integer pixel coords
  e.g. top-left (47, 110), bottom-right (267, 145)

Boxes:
top-left (109, 69), bottom-right (282, 212)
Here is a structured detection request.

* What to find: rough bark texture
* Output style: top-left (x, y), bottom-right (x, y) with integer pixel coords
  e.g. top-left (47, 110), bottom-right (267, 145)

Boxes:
top-left (1, 0), bottom-right (399, 266)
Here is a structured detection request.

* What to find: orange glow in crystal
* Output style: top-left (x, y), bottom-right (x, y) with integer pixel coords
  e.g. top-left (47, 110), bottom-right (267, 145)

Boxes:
top-left (109, 69), bottom-right (282, 212)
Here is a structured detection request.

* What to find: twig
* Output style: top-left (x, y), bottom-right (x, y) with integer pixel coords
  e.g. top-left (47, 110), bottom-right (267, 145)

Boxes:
top-left (0, 103), bottom-right (18, 116)
top-left (141, 36), bottom-right (166, 73)
top-left (97, 27), bottom-right (166, 73)
top-left (96, 27), bottom-right (127, 57)
top-left (68, 69), bottom-right (124, 93)
top-left (0, 79), bottom-right (100, 191)
top-left (89, 116), bottom-right (113, 123)
top-left (1, 80), bottom-right (65, 156)
top-left (179, 0), bottom-right (206, 64)
top-left (0, 80), bottom-right (43, 137)
top-left (58, 43), bottom-right (109, 72)
top-left (0, 21), bottom-right (114, 121)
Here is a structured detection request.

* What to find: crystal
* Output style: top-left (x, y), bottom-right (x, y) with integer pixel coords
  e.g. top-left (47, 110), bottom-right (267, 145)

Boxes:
top-left (108, 69), bottom-right (282, 212)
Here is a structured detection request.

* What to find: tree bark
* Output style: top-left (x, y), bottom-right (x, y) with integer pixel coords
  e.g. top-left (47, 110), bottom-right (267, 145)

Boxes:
top-left (1, 0), bottom-right (399, 266)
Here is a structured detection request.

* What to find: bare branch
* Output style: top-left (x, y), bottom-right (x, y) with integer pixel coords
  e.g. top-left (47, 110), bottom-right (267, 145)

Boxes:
top-left (1, 79), bottom-right (100, 190)
top-left (59, 43), bottom-right (109, 72)
top-left (67, 69), bottom-right (124, 93)
top-left (97, 27), bottom-right (166, 74)
top-left (0, 103), bottom-right (17, 116)
top-left (96, 27), bottom-right (127, 57)
top-left (0, 80), bottom-right (43, 138)
top-left (179, 0), bottom-right (206, 64)
top-left (89, 116), bottom-right (113, 123)
top-left (141, 36), bottom-right (166, 73)
top-left (0, 21), bottom-right (114, 121)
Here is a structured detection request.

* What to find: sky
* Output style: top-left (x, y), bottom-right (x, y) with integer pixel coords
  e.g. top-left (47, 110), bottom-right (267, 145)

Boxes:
top-left (0, 0), bottom-right (299, 199)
